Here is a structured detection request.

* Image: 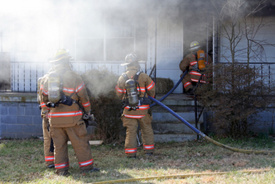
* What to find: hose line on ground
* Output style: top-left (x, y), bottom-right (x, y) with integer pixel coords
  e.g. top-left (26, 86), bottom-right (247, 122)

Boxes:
top-left (92, 169), bottom-right (271, 184)
top-left (148, 96), bottom-right (275, 155)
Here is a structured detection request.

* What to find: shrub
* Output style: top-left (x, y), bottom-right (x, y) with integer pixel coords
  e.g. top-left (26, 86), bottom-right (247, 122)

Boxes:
top-left (82, 69), bottom-right (124, 143)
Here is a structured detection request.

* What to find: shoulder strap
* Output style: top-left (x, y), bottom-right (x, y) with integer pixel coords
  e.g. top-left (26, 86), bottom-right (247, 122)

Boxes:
top-left (122, 73), bottom-right (128, 81)
top-left (134, 71), bottom-right (142, 81)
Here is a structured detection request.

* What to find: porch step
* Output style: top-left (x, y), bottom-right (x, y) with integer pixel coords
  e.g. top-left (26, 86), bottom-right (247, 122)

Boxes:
top-left (151, 94), bottom-right (204, 142)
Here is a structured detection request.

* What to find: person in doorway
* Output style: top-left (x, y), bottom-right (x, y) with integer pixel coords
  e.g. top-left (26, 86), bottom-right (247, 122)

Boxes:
top-left (115, 53), bottom-right (156, 158)
top-left (179, 41), bottom-right (212, 95)
top-left (41, 49), bottom-right (99, 176)
top-left (38, 75), bottom-right (54, 169)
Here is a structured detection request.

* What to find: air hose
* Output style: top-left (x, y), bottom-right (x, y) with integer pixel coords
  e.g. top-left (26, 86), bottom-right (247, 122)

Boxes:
top-left (148, 96), bottom-right (275, 155)
top-left (92, 169), bottom-right (271, 184)
top-left (150, 71), bottom-right (188, 108)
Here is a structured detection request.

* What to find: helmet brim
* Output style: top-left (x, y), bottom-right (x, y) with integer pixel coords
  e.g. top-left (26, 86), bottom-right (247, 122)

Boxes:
top-left (49, 55), bottom-right (72, 63)
top-left (190, 46), bottom-right (200, 51)
top-left (121, 60), bottom-right (145, 66)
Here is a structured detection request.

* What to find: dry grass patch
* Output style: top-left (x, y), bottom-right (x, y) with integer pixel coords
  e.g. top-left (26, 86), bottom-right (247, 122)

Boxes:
top-left (0, 137), bottom-right (274, 183)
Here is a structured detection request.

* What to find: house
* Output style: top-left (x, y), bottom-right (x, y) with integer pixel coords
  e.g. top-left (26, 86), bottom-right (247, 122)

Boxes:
top-left (0, 0), bottom-right (274, 139)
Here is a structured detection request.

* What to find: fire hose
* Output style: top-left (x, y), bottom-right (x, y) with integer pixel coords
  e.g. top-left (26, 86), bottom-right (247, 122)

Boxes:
top-left (92, 77), bottom-right (274, 184)
top-left (149, 96), bottom-right (275, 154)
top-left (150, 70), bottom-right (188, 107)
top-left (93, 98), bottom-right (274, 183)
top-left (92, 169), bottom-right (271, 184)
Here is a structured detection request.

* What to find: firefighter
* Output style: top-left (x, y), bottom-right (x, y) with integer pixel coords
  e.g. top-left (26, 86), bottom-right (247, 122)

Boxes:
top-left (115, 53), bottom-right (156, 158)
top-left (179, 41), bottom-right (212, 95)
top-left (41, 49), bottom-right (99, 175)
top-left (37, 75), bottom-right (54, 169)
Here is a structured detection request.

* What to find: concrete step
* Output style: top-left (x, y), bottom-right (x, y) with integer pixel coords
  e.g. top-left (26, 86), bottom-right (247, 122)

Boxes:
top-left (155, 94), bottom-right (195, 106)
top-left (152, 112), bottom-right (203, 123)
top-left (151, 94), bottom-right (204, 142)
top-left (152, 122), bottom-right (200, 134)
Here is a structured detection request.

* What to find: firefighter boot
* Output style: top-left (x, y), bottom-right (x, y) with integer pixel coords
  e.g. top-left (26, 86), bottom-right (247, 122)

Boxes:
top-left (47, 164), bottom-right (55, 169)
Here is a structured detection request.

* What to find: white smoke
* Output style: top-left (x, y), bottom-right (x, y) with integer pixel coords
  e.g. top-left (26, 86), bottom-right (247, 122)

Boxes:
top-left (0, 0), bottom-right (267, 91)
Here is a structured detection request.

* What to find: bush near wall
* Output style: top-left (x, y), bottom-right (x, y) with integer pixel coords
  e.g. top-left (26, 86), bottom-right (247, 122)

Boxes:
top-left (82, 69), bottom-right (124, 143)
top-left (82, 70), bottom-right (175, 143)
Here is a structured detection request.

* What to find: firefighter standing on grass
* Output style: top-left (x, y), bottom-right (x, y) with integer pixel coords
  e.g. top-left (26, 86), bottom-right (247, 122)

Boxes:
top-left (179, 41), bottom-right (211, 95)
top-left (115, 53), bottom-right (155, 158)
top-left (38, 75), bottom-right (54, 169)
top-left (41, 49), bottom-right (99, 175)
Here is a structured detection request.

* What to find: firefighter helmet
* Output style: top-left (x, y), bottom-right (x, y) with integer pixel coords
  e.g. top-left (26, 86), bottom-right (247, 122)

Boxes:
top-left (121, 53), bottom-right (138, 66)
top-left (190, 41), bottom-right (200, 51)
top-left (49, 49), bottom-right (71, 63)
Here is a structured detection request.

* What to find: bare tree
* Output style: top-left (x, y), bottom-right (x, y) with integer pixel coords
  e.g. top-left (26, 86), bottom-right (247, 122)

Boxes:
top-left (198, 0), bottom-right (274, 138)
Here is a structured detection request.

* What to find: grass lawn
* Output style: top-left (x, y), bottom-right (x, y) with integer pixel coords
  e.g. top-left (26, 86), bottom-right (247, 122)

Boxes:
top-left (0, 137), bottom-right (274, 184)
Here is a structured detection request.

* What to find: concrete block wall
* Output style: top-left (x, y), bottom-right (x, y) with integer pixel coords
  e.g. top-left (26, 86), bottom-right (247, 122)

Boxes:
top-left (0, 93), bottom-right (42, 139)
top-left (0, 93), bottom-right (274, 139)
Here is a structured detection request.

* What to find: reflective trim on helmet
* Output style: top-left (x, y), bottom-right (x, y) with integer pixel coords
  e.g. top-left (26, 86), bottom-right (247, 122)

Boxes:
top-left (55, 162), bottom-right (69, 169)
top-left (49, 111), bottom-right (83, 118)
top-left (143, 144), bottom-right (154, 150)
top-left (45, 156), bottom-right (55, 162)
top-left (124, 114), bottom-right (145, 119)
top-left (75, 82), bottom-right (85, 93)
top-left (146, 81), bottom-right (155, 91)
top-left (82, 101), bottom-right (91, 107)
top-left (125, 148), bottom-right (137, 153)
top-left (79, 159), bottom-right (93, 167)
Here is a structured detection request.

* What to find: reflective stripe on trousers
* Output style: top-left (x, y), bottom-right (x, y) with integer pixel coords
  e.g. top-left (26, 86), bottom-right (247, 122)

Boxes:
top-left (79, 159), bottom-right (94, 167)
top-left (55, 162), bottom-right (69, 169)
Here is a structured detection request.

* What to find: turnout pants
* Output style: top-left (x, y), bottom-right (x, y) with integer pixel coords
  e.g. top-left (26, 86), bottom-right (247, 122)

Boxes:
top-left (50, 123), bottom-right (94, 172)
top-left (122, 114), bottom-right (154, 157)
top-left (182, 71), bottom-right (206, 91)
top-left (42, 117), bottom-right (54, 166)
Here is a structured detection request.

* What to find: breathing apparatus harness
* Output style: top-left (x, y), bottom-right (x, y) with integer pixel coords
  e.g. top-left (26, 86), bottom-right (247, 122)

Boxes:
top-left (46, 71), bottom-right (96, 127)
top-left (46, 71), bottom-right (75, 108)
top-left (191, 50), bottom-right (206, 72)
top-left (122, 71), bottom-right (151, 111)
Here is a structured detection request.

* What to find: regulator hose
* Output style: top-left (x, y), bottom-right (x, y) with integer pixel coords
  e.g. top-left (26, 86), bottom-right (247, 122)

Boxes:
top-left (150, 70), bottom-right (188, 108)
top-left (92, 169), bottom-right (271, 184)
top-left (148, 96), bottom-right (275, 155)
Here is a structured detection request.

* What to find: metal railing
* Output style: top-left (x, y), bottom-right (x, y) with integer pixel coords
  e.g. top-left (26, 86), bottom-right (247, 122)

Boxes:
top-left (1, 61), bottom-right (274, 93)
top-left (8, 61), bottom-right (126, 92)
top-left (217, 62), bottom-right (275, 92)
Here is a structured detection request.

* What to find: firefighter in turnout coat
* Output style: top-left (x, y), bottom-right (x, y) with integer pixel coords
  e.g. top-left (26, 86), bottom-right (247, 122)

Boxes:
top-left (38, 74), bottom-right (54, 169)
top-left (41, 49), bottom-right (99, 175)
top-left (115, 53), bottom-right (156, 158)
top-left (179, 41), bottom-right (212, 95)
